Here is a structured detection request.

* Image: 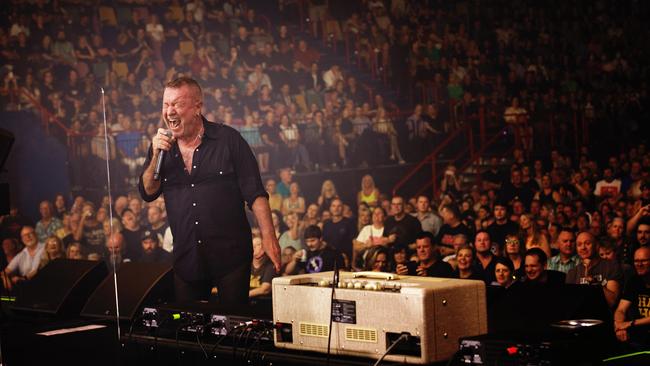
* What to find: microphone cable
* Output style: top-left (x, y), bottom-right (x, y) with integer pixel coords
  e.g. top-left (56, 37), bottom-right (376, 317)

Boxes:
top-left (326, 261), bottom-right (340, 366)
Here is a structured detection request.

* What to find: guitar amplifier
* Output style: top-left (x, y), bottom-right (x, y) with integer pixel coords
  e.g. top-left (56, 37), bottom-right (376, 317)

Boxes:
top-left (272, 271), bottom-right (487, 364)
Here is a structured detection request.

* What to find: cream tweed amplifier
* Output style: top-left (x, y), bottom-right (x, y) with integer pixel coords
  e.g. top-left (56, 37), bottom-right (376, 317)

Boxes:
top-left (272, 271), bottom-right (487, 364)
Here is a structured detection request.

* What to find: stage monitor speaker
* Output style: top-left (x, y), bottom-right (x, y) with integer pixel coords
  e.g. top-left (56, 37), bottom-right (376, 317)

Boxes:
top-left (12, 259), bottom-right (109, 316)
top-left (81, 262), bottom-right (173, 321)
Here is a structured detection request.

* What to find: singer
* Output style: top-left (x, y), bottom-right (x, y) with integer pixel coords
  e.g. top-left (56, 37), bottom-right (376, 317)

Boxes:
top-left (139, 77), bottom-right (280, 306)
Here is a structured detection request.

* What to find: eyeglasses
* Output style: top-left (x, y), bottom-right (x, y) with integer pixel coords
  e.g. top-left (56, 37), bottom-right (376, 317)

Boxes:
top-left (505, 239), bottom-right (519, 245)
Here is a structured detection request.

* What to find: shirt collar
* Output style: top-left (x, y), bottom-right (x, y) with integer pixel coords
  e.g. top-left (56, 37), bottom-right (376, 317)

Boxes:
top-left (201, 115), bottom-right (221, 140)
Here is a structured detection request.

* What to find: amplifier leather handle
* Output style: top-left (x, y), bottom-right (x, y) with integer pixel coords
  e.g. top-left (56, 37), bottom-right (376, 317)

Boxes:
top-left (351, 271), bottom-right (398, 281)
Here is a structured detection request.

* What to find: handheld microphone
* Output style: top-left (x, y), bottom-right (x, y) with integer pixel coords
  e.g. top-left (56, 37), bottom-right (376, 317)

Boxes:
top-left (153, 130), bottom-right (172, 181)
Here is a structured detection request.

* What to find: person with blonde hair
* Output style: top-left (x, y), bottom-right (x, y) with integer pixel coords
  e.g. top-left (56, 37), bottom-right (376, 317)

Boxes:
top-left (357, 174), bottom-right (380, 208)
top-left (317, 179), bottom-right (338, 212)
top-left (39, 235), bottom-right (66, 269)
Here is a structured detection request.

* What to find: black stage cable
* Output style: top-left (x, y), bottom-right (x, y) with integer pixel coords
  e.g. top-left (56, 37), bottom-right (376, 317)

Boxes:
top-left (196, 325), bottom-right (209, 359)
top-left (234, 325), bottom-right (252, 363)
top-left (208, 324), bottom-right (235, 359)
top-left (445, 349), bottom-right (462, 366)
top-left (326, 261), bottom-right (340, 366)
top-left (372, 333), bottom-right (409, 366)
top-left (175, 320), bottom-right (190, 365)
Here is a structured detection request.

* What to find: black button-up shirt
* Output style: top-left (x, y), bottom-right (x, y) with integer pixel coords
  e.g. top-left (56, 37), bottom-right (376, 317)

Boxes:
top-left (139, 117), bottom-right (267, 281)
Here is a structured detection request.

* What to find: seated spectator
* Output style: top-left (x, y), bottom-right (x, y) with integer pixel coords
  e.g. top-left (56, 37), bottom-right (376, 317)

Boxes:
top-left (442, 234), bottom-right (469, 269)
top-left (373, 107), bottom-right (405, 164)
top-left (548, 228), bottom-right (580, 274)
top-left (521, 248), bottom-right (565, 285)
top-left (38, 235), bottom-right (65, 270)
top-left (396, 232), bottom-right (453, 278)
top-left (322, 198), bottom-right (357, 265)
top-left (146, 205), bottom-right (168, 243)
top-left (412, 195), bottom-right (442, 237)
top-left (384, 195), bottom-right (422, 251)
top-left (103, 232), bottom-right (131, 270)
top-left (120, 208), bottom-right (144, 262)
top-left (1, 238), bottom-right (20, 271)
top-left (278, 212), bottom-right (303, 251)
top-left (613, 247), bottom-right (650, 345)
top-left (2, 226), bottom-right (44, 291)
top-left (502, 233), bottom-right (525, 277)
top-left (436, 204), bottom-right (472, 250)
top-left (139, 230), bottom-right (172, 264)
top-left (276, 168), bottom-right (293, 198)
top-left (317, 179), bottom-right (338, 212)
top-left (285, 225), bottom-right (344, 274)
top-left (487, 202), bottom-right (519, 253)
top-left (473, 231), bottom-right (497, 284)
top-left (353, 206), bottom-right (388, 270)
top-left (566, 231), bottom-right (623, 308)
top-left (363, 246), bottom-right (389, 272)
top-left (453, 245), bottom-right (483, 280)
top-left (249, 236), bottom-right (277, 298)
top-left (357, 174), bottom-right (381, 208)
top-left (281, 182), bottom-right (306, 216)
top-left (74, 202), bottom-right (106, 254)
top-left (493, 256), bottom-right (517, 288)
top-left (265, 179), bottom-right (283, 212)
top-left (35, 200), bottom-right (63, 243)
top-left (66, 242), bottom-right (83, 260)
top-left (519, 213), bottom-right (551, 258)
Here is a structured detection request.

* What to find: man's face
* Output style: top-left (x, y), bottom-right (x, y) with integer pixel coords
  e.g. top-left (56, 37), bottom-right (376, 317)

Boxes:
top-left (576, 232), bottom-right (595, 259)
top-left (416, 238), bottom-right (434, 262)
top-left (557, 231), bottom-right (575, 256)
top-left (637, 224), bottom-right (650, 246)
top-left (525, 255), bottom-right (544, 281)
top-left (162, 85), bottom-right (202, 139)
top-left (391, 198), bottom-right (404, 216)
top-left (39, 202), bottom-right (52, 220)
top-left (305, 237), bottom-right (322, 252)
top-left (474, 232), bottom-right (491, 254)
top-left (608, 219), bottom-right (624, 239)
top-left (330, 199), bottom-right (343, 217)
top-left (20, 227), bottom-right (37, 247)
top-left (142, 238), bottom-right (157, 255)
top-left (148, 207), bottom-right (162, 225)
top-left (416, 197), bottom-right (429, 213)
top-left (494, 205), bottom-right (506, 221)
top-left (107, 235), bottom-right (123, 255)
top-left (122, 211), bottom-right (137, 230)
top-left (633, 248), bottom-right (650, 276)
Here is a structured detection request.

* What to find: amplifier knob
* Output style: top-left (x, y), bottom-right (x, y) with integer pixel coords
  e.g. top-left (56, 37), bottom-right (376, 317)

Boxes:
top-left (353, 282), bottom-right (363, 289)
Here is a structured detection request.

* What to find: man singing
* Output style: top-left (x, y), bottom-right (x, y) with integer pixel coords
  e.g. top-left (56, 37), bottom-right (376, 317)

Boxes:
top-left (139, 77), bottom-right (280, 306)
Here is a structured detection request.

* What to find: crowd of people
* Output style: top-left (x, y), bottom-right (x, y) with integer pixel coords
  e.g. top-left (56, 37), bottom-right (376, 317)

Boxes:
top-left (1, 0), bottom-right (650, 350)
top-left (2, 140), bottom-right (650, 343)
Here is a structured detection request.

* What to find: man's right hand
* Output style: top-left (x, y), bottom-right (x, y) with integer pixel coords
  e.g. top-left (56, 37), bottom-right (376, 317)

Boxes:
top-left (153, 128), bottom-right (174, 154)
top-left (396, 264), bottom-right (408, 275)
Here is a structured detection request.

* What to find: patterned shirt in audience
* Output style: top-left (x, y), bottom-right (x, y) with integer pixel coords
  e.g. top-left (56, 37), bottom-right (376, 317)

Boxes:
top-left (548, 254), bottom-right (581, 274)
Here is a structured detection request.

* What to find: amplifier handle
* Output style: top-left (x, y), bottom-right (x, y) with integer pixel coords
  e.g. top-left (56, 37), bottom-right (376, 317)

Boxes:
top-left (351, 271), bottom-right (399, 281)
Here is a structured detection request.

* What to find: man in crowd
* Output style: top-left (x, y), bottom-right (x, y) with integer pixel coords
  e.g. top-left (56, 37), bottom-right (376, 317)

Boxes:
top-left (412, 195), bottom-right (442, 236)
top-left (522, 247), bottom-right (566, 284)
top-left (139, 230), bottom-right (172, 264)
top-left (614, 246), bottom-right (650, 345)
top-left (285, 225), bottom-right (344, 274)
top-left (385, 196), bottom-right (422, 251)
top-left (473, 230), bottom-right (497, 284)
top-left (436, 204), bottom-right (471, 249)
top-left (322, 198), bottom-right (357, 265)
top-left (35, 200), bottom-right (63, 243)
top-left (396, 232), bottom-right (453, 278)
top-left (548, 228), bottom-right (581, 273)
top-left (487, 201), bottom-right (518, 253)
top-left (1, 226), bottom-right (44, 291)
top-left (146, 205), bottom-right (168, 242)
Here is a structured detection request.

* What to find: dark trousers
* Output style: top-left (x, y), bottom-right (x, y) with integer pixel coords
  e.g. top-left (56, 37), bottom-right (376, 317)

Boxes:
top-left (174, 261), bottom-right (251, 307)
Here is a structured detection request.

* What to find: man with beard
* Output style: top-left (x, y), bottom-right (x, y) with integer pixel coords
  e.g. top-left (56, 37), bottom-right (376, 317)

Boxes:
top-left (139, 230), bottom-right (172, 264)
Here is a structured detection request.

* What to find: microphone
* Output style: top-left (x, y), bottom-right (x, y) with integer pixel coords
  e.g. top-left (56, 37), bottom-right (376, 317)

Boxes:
top-left (153, 130), bottom-right (172, 181)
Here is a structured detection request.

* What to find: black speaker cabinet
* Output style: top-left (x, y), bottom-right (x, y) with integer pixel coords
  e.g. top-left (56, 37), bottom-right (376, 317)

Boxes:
top-left (81, 261), bottom-right (173, 321)
top-left (12, 259), bottom-right (108, 316)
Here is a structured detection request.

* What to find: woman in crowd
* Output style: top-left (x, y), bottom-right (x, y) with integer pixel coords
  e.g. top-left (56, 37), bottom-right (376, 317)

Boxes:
top-left (454, 245), bottom-right (482, 280)
top-left (357, 174), bottom-right (380, 208)
top-left (278, 212), bottom-right (303, 252)
top-left (356, 203), bottom-right (371, 232)
top-left (519, 213), bottom-right (551, 258)
top-left (503, 234), bottom-right (525, 277)
top-left (281, 182), bottom-right (306, 217)
top-left (39, 235), bottom-right (66, 270)
top-left (492, 256), bottom-right (516, 288)
top-left (363, 246), bottom-right (389, 272)
top-left (373, 107), bottom-right (405, 164)
top-left (353, 206), bottom-right (388, 270)
top-left (66, 242), bottom-right (84, 260)
top-left (265, 179), bottom-right (283, 212)
top-left (317, 179), bottom-right (339, 212)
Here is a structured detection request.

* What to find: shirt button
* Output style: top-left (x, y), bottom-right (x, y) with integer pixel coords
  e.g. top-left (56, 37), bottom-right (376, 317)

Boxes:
top-left (193, 165), bottom-right (197, 169)
top-left (198, 240), bottom-right (202, 244)
top-left (175, 154), bottom-right (179, 157)
top-left (163, 178), bottom-right (167, 182)
top-left (219, 171), bottom-right (223, 175)
top-left (191, 183), bottom-right (195, 187)
top-left (195, 221), bottom-right (199, 225)
top-left (195, 148), bottom-right (199, 152)
top-left (192, 202), bottom-right (197, 207)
